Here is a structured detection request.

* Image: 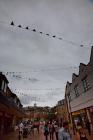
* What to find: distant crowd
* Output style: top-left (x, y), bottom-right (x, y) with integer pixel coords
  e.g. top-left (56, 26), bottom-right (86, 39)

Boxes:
top-left (15, 119), bottom-right (91, 140)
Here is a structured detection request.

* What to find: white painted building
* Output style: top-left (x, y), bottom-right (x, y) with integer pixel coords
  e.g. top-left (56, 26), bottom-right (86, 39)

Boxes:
top-left (65, 46), bottom-right (93, 127)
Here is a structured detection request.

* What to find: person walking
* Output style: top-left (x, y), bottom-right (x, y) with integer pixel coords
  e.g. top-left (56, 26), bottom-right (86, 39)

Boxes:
top-left (44, 123), bottom-right (49, 140)
top-left (85, 119), bottom-right (91, 135)
top-left (19, 122), bottom-right (24, 135)
top-left (76, 128), bottom-right (88, 140)
top-left (54, 123), bottom-right (59, 140)
top-left (49, 122), bottom-right (55, 140)
top-left (58, 121), bottom-right (71, 140)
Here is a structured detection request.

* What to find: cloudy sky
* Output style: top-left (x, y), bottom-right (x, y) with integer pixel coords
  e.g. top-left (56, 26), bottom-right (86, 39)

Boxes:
top-left (0, 0), bottom-right (93, 107)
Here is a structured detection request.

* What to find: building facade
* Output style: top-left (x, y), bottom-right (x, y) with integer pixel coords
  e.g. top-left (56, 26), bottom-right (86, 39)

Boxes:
top-left (65, 46), bottom-right (93, 129)
top-left (23, 106), bottom-right (51, 121)
top-left (55, 99), bottom-right (68, 123)
top-left (0, 72), bottom-right (25, 136)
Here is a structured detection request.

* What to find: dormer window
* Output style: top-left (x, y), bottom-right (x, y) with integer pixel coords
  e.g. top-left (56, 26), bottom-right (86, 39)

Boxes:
top-left (1, 80), bottom-right (4, 91)
top-left (74, 85), bottom-right (80, 97)
top-left (14, 98), bottom-right (17, 104)
top-left (0, 80), bottom-right (7, 93)
top-left (82, 76), bottom-right (90, 92)
top-left (4, 83), bottom-right (7, 92)
top-left (0, 73), bottom-right (8, 93)
top-left (67, 93), bottom-right (72, 102)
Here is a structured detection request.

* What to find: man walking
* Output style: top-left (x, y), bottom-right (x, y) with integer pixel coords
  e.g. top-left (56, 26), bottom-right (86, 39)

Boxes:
top-left (58, 121), bottom-right (71, 140)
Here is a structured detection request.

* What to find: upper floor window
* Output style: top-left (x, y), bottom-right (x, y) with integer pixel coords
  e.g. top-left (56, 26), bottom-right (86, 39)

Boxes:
top-left (68, 93), bottom-right (72, 102)
top-left (14, 98), bottom-right (17, 104)
top-left (4, 83), bottom-right (7, 92)
top-left (0, 80), bottom-right (7, 93)
top-left (74, 85), bottom-right (80, 97)
top-left (82, 77), bottom-right (90, 92)
top-left (0, 79), bottom-right (2, 91)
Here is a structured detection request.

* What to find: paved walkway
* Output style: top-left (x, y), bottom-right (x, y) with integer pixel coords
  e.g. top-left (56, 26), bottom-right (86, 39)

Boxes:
top-left (1, 128), bottom-right (56, 140)
top-left (1, 128), bottom-right (93, 140)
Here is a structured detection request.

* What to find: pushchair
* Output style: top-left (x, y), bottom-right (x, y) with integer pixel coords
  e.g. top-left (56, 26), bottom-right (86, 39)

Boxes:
top-left (23, 127), bottom-right (28, 138)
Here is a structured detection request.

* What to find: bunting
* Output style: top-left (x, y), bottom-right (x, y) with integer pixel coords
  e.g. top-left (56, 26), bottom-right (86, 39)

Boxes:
top-left (0, 20), bottom-right (87, 47)
top-left (10, 21), bottom-right (84, 47)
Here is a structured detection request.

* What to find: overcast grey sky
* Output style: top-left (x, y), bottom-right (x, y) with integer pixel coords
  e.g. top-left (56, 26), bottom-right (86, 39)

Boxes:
top-left (0, 0), bottom-right (93, 107)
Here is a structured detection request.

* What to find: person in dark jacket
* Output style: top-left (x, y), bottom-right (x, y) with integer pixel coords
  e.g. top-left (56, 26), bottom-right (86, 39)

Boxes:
top-left (86, 119), bottom-right (91, 135)
top-left (44, 123), bottom-right (49, 140)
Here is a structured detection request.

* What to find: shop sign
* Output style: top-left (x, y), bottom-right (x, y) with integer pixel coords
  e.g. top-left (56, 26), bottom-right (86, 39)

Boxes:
top-left (72, 109), bottom-right (85, 116)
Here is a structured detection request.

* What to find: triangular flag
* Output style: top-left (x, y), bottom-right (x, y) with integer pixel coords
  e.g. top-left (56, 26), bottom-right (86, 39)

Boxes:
top-left (18, 25), bottom-right (22, 28)
top-left (32, 29), bottom-right (36, 32)
top-left (80, 45), bottom-right (83, 47)
top-left (11, 21), bottom-right (14, 26)
top-left (46, 34), bottom-right (49, 36)
top-left (26, 26), bottom-right (29, 30)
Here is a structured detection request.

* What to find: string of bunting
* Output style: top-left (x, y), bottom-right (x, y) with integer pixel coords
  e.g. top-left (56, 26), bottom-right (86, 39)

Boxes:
top-left (10, 21), bottom-right (84, 47)
top-left (13, 87), bottom-right (62, 91)
top-left (0, 20), bottom-right (86, 47)
top-left (2, 66), bottom-right (78, 75)
top-left (12, 90), bottom-right (62, 101)
top-left (2, 66), bottom-right (78, 81)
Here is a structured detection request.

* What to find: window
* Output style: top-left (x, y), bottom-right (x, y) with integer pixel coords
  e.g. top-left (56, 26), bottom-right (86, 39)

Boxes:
top-left (68, 93), bottom-right (72, 102)
top-left (82, 77), bottom-right (90, 92)
top-left (4, 83), bottom-right (7, 93)
top-left (0, 79), bottom-right (2, 91)
top-left (74, 85), bottom-right (79, 97)
top-left (0, 80), bottom-right (7, 93)
top-left (1, 80), bottom-right (4, 91)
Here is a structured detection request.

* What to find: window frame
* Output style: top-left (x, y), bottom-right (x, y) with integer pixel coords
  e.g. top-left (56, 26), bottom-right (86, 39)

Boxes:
top-left (74, 85), bottom-right (80, 97)
top-left (82, 76), bottom-right (90, 92)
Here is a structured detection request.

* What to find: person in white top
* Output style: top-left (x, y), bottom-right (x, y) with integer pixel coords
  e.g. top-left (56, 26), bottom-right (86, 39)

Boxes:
top-left (19, 122), bottom-right (24, 134)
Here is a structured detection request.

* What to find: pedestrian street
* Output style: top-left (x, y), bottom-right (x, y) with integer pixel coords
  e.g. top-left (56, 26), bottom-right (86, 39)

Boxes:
top-left (2, 127), bottom-right (93, 140)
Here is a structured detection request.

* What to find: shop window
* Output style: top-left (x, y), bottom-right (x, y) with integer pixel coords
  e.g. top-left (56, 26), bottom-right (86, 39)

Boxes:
top-left (82, 77), bottom-right (90, 92)
top-left (74, 85), bottom-right (80, 97)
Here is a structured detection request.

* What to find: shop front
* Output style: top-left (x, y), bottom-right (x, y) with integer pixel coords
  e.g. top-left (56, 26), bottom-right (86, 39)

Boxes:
top-left (72, 109), bottom-right (87, 128)
top-left (89, 106), bottom-right (93, 128)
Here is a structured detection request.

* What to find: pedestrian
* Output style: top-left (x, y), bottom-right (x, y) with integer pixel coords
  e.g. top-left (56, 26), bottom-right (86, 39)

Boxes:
top-left (85, 119), bottom-right (91, 135)
top-left (49, 122), bottom-right (55, 140)
top-left (23, 124), bottom-right (28, 138)
top-left (76, 121), bottom-right (82, 135)
top-left (44, 123), bottom-right (49, 140)
top-left (76, 128), bottom-right (88, 140)
top-left (54, 123), bottom-right (59, 140)
top-left (58, 121), bottom-right (71, 140)
top-left (19, 122), bottom-right (24, 135)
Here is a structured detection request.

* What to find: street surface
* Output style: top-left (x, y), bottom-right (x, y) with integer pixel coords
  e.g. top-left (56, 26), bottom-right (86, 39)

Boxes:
top-left (1, 128), bottom-right (93, 140)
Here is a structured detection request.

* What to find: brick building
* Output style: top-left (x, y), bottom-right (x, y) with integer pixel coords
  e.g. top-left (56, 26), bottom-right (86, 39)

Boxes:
top-left (55, 99), bottom-right (68, 123)
top-left (23, 106), bottom-right (51, 121)
top-left (0, 72), bottom-right (25, 136)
